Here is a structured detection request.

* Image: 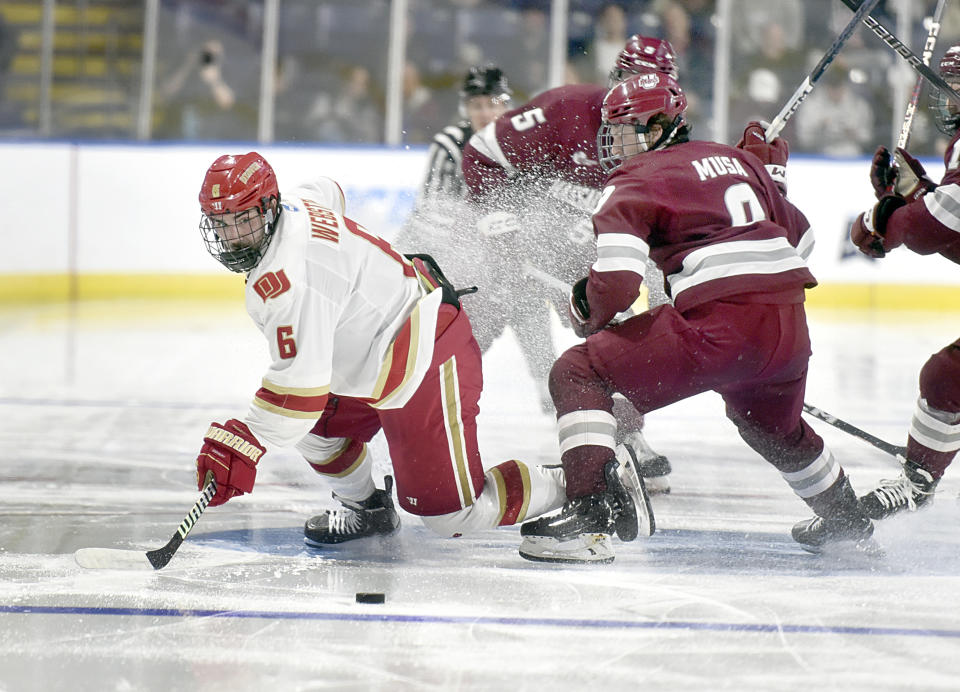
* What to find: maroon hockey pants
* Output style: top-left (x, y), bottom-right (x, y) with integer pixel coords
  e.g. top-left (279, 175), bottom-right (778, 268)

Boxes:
top-left (308, 304), bottom-right (487, 516)
top-left (908, 338), bottom-right (960, 478)
top-left (551, 297), bottom-right (826, 497)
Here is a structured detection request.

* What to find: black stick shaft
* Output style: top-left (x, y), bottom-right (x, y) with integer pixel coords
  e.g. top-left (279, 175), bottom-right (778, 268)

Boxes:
top-left (145, 476), bottom-right (217, 570)
top-left (802, 403), bottom-right (906, 459)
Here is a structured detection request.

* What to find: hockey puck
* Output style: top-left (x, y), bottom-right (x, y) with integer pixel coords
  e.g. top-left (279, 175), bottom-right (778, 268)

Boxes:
top-left (355, 592), bottom-right (385, 604)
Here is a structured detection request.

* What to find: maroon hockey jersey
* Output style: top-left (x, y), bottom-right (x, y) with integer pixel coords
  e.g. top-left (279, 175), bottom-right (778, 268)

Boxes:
top-left (585, 139), bottom-right (816, 331)
top-left (462, 83), bottom-right (608, 198)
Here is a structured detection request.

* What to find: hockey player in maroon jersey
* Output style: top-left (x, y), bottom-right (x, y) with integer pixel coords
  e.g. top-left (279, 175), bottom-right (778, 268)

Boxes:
top-left (461, 35), bottom-right (679, 492)
top-left (191, 152), bottom-right (649, 547)
top-left (518, 72), bottom-right (874, 563)
top-left (849, 46), bottom-right (960, 520)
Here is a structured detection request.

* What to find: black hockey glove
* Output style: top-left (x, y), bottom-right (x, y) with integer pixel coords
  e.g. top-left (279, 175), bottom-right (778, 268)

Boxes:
top-left (569, 277), bottom-right (591, 338)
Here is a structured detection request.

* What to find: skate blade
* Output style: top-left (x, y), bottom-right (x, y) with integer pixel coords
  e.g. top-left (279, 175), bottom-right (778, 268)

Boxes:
top-left (799, 536), bottom-right (886, 560)
top-left (615, 445), bottom-right (656, 540)
top-left (303, 525), bottom-right (400, 548)
top-left (518, 534), bottom-right (615, 564)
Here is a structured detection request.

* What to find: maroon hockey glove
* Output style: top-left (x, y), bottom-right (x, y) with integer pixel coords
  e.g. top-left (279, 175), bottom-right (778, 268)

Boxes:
top-left (736, 120), bottom-right (788, 193)
top-left (892, 147), bottom-right (937, 202)
top-left (568, 277), bottom-right (592, 339)
top-left (196, 419), bottom-right (265, 506)
top-left (850, 195), bottom-right (908, 259)
top-left (869, 146), bottom-right (896, 199)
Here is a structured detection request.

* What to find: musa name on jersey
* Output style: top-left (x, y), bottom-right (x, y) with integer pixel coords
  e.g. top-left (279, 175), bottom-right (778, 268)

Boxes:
top-left (242, 177), bottom-right (444, 448)
top-left (585, 140), bottom-right (816, 330)
top-left (886, 129), bottom-right (960, 264)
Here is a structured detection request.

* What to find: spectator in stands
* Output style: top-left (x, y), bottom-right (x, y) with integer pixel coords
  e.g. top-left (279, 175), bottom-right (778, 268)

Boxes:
top-left (580, 3), bottom-right (631, 85)
top-left (156, 39), bottom-right (253, 140)
top-left (402, 61), bottom-right (445, 144)
top-left (505, 5), bottom-right (550, 99)
top-left (796, 66), bottom-right (874, 157)
top-left (730, 19), bottom-right (805, 144)
top-left (731, 0), bottom-right (804, 56)
top-left (305, 64), bottom-right (383, 144)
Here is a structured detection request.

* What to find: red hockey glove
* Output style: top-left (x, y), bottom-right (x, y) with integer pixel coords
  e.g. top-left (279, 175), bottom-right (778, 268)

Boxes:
top-left (196, 419), bottom-right (265, 506)
top-left (850, 195), bottom-right (908, 259)
top-left (892, 147), bottom-right (937, 202)
top-left (568, 277), bottom-right (592, 339)
top-left (869, 146), bottom-right (896, 199)
top-left (736, 120), bottom-right (788, 193)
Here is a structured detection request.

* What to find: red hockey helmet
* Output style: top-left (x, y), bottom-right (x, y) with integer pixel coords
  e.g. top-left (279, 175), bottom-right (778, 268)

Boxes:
top-left (932, 45), bottom-right (960, 135)
top-left (597, 72), bottom-right (687, 172)
top-left (198, 152), bottom-right (281, 272)
top-left (608, 35), bottom-right (678, 86)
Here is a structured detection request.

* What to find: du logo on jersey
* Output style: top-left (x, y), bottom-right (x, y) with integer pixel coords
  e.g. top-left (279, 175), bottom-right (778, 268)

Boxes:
top-left (253, 269), bottom-right (291, 302)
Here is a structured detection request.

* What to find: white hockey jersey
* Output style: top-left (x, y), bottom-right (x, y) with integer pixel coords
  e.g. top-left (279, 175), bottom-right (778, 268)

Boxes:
top-left (241, 177), bottom-right (444, 449)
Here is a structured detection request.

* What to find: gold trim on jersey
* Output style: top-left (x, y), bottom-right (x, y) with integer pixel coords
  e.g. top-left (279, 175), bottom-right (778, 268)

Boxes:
top-left (370, 305), bottom-right (423, 408)
top-left (258, 379), bottom-right (330, 397)
top-left (488, 461), bottom-right (532, 524)
top-left (313, 442), bottom-right (368, 478)
top-left (252, 378), bottom-right (330, 419)
top-left (252, 399), bottom-right (324, 419)
top-left (440, 355), bottom-right (474, 508)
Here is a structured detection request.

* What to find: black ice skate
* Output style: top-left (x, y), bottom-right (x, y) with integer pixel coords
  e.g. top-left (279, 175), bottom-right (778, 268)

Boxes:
top-left (304, 476), bottom-right (400, 546)
top-left (791, 499), bottom-right (881, 559)
top-left (859, 458), bottom-right (939, 520)
top-left (620, 430), bottom-right (672, 494)
top-left (518, 450), bottom-right (654, 564)
top-left (792, 476), bottom-right (882, 556)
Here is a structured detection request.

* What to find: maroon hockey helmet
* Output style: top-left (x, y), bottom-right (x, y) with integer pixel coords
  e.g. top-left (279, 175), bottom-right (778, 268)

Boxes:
top-left (198, 152), bottom-right (281, 273)
top-left (932, 45), bottom-right (960, 135)
top-left (608, 35), bottom-right (679, 86)
top-left (598, 72), bottom-right (687, 172)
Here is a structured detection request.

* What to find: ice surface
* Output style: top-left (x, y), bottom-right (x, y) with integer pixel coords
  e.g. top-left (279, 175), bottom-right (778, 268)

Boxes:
top-left (1, 301), bottom-right (959, 691)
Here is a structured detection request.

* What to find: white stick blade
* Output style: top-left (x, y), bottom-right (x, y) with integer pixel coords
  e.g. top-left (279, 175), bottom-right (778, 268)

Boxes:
top-left (74, 547), bottom-right (154, 570)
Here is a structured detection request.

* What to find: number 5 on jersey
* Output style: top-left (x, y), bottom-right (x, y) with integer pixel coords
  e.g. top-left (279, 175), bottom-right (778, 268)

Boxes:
top-left (511, 107), bottom-right (546, 132)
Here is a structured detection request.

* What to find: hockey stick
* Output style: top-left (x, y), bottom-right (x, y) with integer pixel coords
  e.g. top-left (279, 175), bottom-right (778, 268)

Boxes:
top-left (765, 0), bottom-right (881, 142)
top-left (802, 403), bottom-right (906, 459)
top-left (523, 262), bottom-right (572, 294)
top-left (839, 0), bottom-right (960, 107)
top-left (895, 0), bottom-right (949, 150)
top-left (74, 474), bottom-right (217, 570)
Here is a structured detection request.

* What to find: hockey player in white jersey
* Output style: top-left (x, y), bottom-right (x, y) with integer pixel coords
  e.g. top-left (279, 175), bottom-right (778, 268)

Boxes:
top-left (193, 151), bottom-right (645, 547)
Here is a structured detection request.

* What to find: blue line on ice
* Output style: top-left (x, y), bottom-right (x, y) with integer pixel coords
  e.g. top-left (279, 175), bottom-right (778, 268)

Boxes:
top-left (3, 605), bottom-right (959, 639)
